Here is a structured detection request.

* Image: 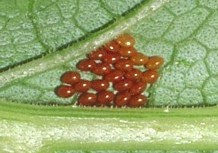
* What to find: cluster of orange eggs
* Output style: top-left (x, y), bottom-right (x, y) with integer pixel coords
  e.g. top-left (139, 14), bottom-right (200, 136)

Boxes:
top-left (55, 34), bottom-right (164, 108)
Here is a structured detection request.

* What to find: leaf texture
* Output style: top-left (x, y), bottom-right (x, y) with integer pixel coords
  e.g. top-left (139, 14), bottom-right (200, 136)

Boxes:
top-left (1, 0), bottom-right (218, 106)
top-left (0, 0), bottom-right (143, 70)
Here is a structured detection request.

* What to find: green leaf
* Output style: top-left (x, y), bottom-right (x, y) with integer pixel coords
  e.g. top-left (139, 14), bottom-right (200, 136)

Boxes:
top-left (0, 0), bottom-right (168, 105)
top-left (0, 0), bottom-right (218, 106)
top-left (0, 0), bottom-right (218, 107)
top-left (0, 0), bottom-right (143, 69)
top-left (2, 1), bottom-right (218, 152)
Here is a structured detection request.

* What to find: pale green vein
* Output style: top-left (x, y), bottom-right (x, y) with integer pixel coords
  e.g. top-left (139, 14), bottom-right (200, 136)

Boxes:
top-left (72, 0), bottom-right (89, 33)
top-left (28, 0), bottom-right (50, 51)
top-left (0, 0), bottom-right (169, 88)
top-left (99, 0), bottom-right (119, 18)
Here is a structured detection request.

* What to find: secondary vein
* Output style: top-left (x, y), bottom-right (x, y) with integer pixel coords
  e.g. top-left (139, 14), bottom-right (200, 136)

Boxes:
top-left (0, 0), bottom-right (169, 88)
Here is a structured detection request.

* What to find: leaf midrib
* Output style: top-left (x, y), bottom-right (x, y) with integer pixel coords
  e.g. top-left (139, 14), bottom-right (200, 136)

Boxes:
top-left (0, 0), bottom-right (169, 89)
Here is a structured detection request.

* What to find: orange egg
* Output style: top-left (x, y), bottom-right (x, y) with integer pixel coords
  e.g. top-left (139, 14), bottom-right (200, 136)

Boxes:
top-left (141, 70), bottom-right (159, 84)
top-left (104, 40), bottom-right (120, 53)
top-left (55, 85), bottom-right (75, 98)
top-left (118, 47), bottom-right (137, 57)
top-left (60, 71), bottom-right (81, 85)
top-left (145, 56), bottom-right (164, 70)
top-left (116, 34), bottom-right (135, 47)
top-left (114, 59), bottom-right (133, 72)
top-left (76, 59), bottom-right (96, 71)
top-left (114, 92), bottom-right (131, 107)
top-left (88, 48), bottom-right (107, 60)
top-left (74, 80), bottom-right (91, 92)
top-left (78, 93), bottom-right (97, 106)
top-left (130, 53), bottom-right (148, 65)
top-left (97, 91), bottom-right (114, 106)
top-left (127, 94), bottom-right (147, 108)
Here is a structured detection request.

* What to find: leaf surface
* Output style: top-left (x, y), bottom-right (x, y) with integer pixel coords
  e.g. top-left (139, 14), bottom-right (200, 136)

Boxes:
top-left (2, 1), bottom-right (218, 152)
top-left (0, 0), bottom-right (218, 106)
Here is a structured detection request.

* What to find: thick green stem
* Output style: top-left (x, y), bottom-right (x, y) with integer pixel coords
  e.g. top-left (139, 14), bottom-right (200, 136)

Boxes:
top-left (0, 101), bottom-right (218, 153)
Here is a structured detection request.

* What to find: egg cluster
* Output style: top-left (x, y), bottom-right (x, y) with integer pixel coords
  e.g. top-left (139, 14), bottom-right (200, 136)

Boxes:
top-left (55, 34), bottom-right (164, 108)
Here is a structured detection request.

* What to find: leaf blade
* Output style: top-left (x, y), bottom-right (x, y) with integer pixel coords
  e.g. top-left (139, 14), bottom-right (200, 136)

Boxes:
top-left (0, 0), bottom-right (168, 104)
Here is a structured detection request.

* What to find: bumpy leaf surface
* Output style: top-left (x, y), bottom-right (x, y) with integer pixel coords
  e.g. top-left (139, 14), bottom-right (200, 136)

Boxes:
top-left (0, 0), bottom-right (218, 106)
